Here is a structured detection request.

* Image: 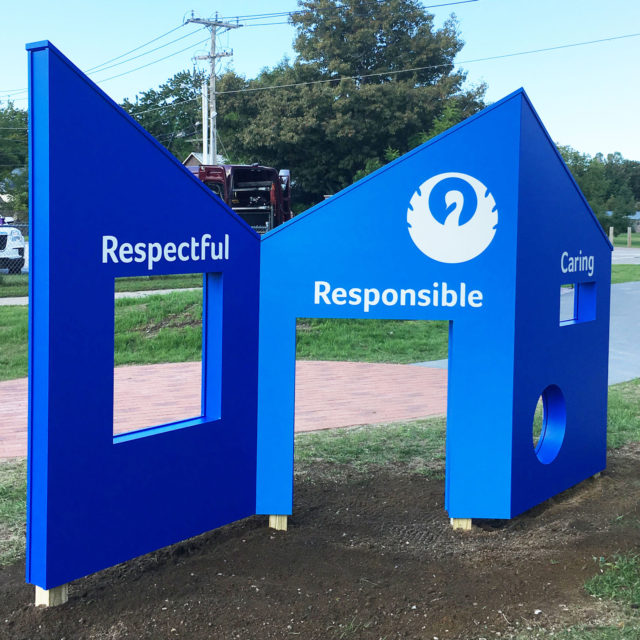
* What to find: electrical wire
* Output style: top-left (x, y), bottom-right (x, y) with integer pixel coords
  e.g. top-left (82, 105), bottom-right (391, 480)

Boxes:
top-left (88, 27), bottom-right (207, 75)
top-left (95, 37), bottom-right (210, 83)
top-left (85, 24), bottom-right (186, 72)
top-left (221, 0), bottom-right (479, 21)
top-left (125, 30), bottom-right (640, 116)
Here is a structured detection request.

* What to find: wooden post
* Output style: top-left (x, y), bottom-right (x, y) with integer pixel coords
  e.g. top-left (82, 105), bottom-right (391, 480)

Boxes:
top-left (450, 518), bottom-right (472, 531)
top-left (609, 226), bottom-right (614, 243)
top-left (35, 584), bottom-right (68, 607)
top-left (269, 515), bottom-right (288, 531)
top-left (628, 227), bottom-right (632, 248)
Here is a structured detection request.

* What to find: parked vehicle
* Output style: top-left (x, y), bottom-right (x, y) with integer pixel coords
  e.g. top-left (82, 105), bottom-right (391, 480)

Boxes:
top-left (0, 216), bottom-right (25, 274)
top-left (187, 163), bottom-right (292, 233)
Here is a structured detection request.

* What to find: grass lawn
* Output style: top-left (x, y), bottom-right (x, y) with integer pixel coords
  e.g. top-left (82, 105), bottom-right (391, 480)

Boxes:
top-left (612, 232), bottom-right (640, 248)
top-left (0, 292), bottom-right (450, 381)
top-left (611, 264), bottom-right (640, 284)
top-left (0, 273), bottom-right (202, 299)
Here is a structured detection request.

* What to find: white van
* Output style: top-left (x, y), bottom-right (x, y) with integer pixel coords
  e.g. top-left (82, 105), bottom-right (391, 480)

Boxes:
top-left (0, 217), bottom-right (26, 274)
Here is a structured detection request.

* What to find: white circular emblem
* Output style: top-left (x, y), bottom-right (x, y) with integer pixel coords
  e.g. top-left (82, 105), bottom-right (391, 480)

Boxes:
top-left (407, 172), bottom-right (498, 263)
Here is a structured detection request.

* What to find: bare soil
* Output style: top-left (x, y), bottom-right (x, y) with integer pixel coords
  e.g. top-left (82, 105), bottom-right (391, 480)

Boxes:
top-left (1, 446), bottom-right (639, 640)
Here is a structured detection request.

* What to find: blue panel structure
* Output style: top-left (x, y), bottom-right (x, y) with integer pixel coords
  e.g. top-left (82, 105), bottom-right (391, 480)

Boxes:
top-left (27, 42), bottom-right (260, 589)
top-left (256, 89), bottom-right (612, 521)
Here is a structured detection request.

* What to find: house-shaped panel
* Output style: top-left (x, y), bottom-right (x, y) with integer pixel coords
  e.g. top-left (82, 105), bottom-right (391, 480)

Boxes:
top-left (256, 89), bottom-right (612, 520)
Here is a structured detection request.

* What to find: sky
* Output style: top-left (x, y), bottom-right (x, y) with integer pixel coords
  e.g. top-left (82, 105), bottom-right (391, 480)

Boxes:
top-left (2, 0), bottom-right (639, 160)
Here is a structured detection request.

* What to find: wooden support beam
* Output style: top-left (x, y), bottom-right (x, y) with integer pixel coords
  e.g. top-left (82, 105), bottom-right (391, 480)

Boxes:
top-left (35, 584), bottom-right (68, 607)
top-left (269, 515), bottom-right (288, 531)
top-left (450, 517), bottom-right (472, 531)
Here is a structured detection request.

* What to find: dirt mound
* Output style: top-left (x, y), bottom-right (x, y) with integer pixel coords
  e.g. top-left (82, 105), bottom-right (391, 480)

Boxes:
top-left (1, 446), bottom-right (639, 639)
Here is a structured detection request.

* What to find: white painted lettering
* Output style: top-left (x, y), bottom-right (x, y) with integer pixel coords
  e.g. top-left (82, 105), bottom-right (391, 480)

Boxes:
top-left (332, 287), bottom-right (347, 305)
top-left (314, 281), bottom-right (331, 304)
top-left (102, 236), bottom-right (118, 263)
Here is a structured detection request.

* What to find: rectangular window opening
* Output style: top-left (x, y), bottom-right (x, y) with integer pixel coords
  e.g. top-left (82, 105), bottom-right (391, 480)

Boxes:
top-left (559, 282), bottom-right (596, 326)
top-left (294, 318), bottom-right (449, 469)
top-left (112, 273), bottom-right (218, 440)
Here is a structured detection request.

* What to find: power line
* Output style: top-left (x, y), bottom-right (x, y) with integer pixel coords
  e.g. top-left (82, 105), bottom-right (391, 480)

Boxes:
top-left (0, 23), bottom-right (196, 96)
top-left (95, 38), bottom-right (210, 83)
top-left (215, 30), bottom-right (640, 94)
top-left (221, 0), bottom-right (479, 21)
top-left (125, 29), bottom-right (640, 117)
top-left (85, 24), bottom-right (186, 72)
top-left (88, 27), bottom-right (207, 75)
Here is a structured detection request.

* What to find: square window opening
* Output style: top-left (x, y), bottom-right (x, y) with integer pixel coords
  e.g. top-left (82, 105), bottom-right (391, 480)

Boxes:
top-left (112, 273), bottom-right (221, 440)
top-left (559, 282), bottom-right (596, 326)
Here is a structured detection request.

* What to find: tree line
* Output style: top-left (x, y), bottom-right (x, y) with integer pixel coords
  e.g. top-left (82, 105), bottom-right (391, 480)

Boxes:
top-left (1, 0), bottom-right (639, 232)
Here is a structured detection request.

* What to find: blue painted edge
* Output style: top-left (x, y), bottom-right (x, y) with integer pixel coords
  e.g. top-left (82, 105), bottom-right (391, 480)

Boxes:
top-left (113, 416), bottom-right (213, 444)
top-left (24, 40), bottom-right (260, 240)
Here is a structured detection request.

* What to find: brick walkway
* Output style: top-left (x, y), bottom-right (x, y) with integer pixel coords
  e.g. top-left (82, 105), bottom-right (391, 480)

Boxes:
top-left (0, 361), bottom-right (447, 459)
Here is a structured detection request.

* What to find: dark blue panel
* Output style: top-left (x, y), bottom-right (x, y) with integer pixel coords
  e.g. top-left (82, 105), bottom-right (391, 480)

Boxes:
top-left (27, 42), bottom-right (260, 588)
top-left (510, 95), bottom-right (610, 517)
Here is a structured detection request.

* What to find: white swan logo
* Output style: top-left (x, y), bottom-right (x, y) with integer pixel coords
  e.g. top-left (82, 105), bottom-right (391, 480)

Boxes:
top-left (407, 172), bottom-right (498, 263)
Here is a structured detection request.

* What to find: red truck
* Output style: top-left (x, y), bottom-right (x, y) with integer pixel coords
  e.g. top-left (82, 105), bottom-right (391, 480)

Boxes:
top-left (187, 163), bottom-right (292, 233)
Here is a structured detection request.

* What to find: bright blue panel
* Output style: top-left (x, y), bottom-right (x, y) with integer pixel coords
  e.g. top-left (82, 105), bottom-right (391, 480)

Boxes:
top-left (509, 95), bottom-right (610, 516)
top-left (27, 42), bottom-right (261, 589)
top-left (257, 91), bottom-right (527, 518)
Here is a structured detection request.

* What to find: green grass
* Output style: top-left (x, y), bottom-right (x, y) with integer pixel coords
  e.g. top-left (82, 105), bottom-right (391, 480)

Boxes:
top-left (0, 459), bottom-right (26, 565)
top-left (611, 264), bottom-right (640, 284)
top-left (0, 273), bottom-right (202, 299)
top-left (516, 626), bottom-right (640, 639)
top-left (0, 304), bottom-right (27, 381)
top-left (0, 296), bottom-right (451, 381)
top-left (585, 555), bottom-right (640, 606)
top-left (606, 378), bottom-right (640, 448)
top-left (296, 318), bottom-right (448, 363)
top-left (612, 232), bottom-right (640, 248)
top-left (295, 417), bottom-right (447, 475)
top-left (0, 274), bottom-right (29, 298)
top-left (114, 291), bottom-right (202, 366)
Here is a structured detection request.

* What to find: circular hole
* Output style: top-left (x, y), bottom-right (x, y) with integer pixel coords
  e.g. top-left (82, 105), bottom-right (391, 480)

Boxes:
top-left (532, 385), bottom-right (566, 464)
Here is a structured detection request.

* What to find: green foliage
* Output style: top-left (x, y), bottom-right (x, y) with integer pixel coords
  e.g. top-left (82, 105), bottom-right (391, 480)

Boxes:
top-left (585, 554), bottom-right (640, 606)
top-left (122, 70), bottom-right (206, 163)
top-left (213, 0), bottom-right (486, 207)
top-left (559, 146), bottom-right (640, 234)
top-left (0, 103), bottom-right (28, 214)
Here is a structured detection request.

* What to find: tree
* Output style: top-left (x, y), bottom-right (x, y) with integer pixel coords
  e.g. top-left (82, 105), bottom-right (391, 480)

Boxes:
top-left (558, 145), bottom-right (639, 235)
top-left (122, 70), bottom-right (205, 163)
top-left (216, 0), bottom-right (485, 208)
top-left (0, 103), bottom-right (28, 180)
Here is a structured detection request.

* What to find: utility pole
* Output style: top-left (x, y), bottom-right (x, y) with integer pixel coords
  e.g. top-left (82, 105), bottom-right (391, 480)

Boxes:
top-left (187, 12), bottom-right (241, 164)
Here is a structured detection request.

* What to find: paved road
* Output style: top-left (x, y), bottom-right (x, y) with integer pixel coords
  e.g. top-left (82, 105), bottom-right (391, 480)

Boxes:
top-left (414, 281), bottom-right (640, 386)
top-left (612, 246), bottom-right (640, 265)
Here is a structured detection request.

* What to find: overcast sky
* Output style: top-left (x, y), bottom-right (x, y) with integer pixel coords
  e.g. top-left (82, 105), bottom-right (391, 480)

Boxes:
top-left (2, 0), bottom-right (639, 160)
